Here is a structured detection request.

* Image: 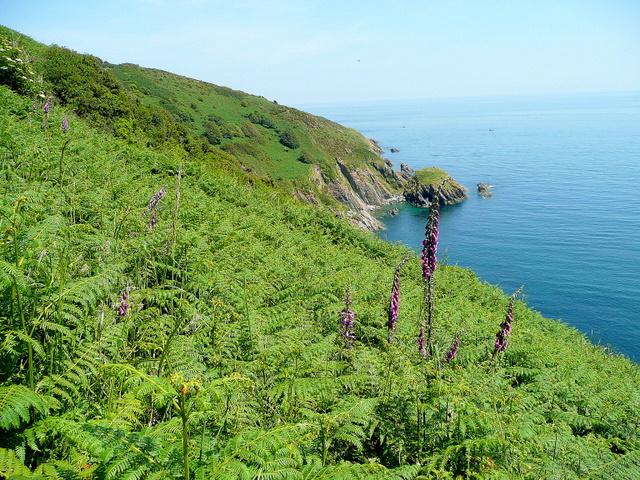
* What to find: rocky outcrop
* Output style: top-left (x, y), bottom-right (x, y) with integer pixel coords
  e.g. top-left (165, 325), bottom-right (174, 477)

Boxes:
top-left (395, 163), bottom-right (414, 183)
top-left (328, 158), bottom-right (404, 230)
top-left (477, 183), bottom-right (493, 197)
top-left (403, 167), bottom-right (468, 207)
top-left (368, 139), bottom-right (385, 156)
top-left (334, 158), bottom-right (398, 206)
top-left (304, 144), bottom-right (466, 230)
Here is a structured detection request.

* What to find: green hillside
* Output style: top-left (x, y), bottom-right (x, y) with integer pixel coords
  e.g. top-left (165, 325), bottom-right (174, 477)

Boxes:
top-left (108, 63), bottom-right (376, 180)
top-left (1, 26), bottom-right (640, 479)
top-left (105, 62), bottom-right (405, 227)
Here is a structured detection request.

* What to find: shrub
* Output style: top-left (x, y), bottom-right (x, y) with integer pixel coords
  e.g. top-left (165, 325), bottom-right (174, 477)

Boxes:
top-left (0, 36), bottom-right (36, 95)
top-left (279, 128), bottom-right (300, 149)
top-left (203, 121), bottom-right (223, 145)
top-left (248, 111), bottom-right (275, 128)
top-left (298, 149), bottom-right (315, 164)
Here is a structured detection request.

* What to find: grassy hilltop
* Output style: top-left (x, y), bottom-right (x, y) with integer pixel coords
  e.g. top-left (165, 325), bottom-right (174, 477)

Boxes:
top-left (1, 26), bottom-right (640, 479)
top-left (108, 63), bottom-right (379, 179)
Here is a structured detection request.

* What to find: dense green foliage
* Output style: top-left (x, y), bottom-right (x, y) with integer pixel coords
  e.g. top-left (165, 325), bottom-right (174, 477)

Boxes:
top-left (1, 27), bottom-right (640, 479)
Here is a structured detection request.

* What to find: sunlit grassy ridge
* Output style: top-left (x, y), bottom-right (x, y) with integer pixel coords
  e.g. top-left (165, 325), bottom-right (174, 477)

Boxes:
top-left (1, 27), bottom-right (640, 479)
top-left (108, 63), bottom-right (393, 186)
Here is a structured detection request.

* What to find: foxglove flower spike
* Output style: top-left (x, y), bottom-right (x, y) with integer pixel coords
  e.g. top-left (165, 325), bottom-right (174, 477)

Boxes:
top-left (387, 258), bottom-right (408, 341)
top-left (493, 286), bottom-right (524, 358)
top-left (445, 330), bottom-right (463, 362)
top-left (339, 287), bottom-right (356, 349)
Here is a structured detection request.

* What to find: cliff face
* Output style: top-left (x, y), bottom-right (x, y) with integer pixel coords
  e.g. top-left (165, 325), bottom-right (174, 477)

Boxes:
top-left (304, 155), bottom-right (467, 230)
top-left (304, 159), bottom-right (403, 230)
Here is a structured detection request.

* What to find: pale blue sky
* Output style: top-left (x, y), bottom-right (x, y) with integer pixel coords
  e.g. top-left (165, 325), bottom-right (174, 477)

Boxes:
top-left (2, 0), bottom-right (639, 105)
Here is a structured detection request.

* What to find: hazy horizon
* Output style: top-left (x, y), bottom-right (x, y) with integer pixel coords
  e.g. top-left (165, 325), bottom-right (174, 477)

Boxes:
top-left (3, 0), bottom-right (639, 105)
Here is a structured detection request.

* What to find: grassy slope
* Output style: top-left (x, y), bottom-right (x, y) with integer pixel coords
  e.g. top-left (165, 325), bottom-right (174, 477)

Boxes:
top-left (1, 27), bottom-right (640, 479)
top-left (108, 63), bottom-right (393, 188)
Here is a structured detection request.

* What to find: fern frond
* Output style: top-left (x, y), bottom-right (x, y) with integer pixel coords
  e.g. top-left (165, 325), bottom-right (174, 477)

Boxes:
top-left (0, 447), bottom-right (32, 478)
top-left (36, 338), bottom-right (102, 402)
top-left (6, 331), bottom-right (45, 359)
top-left (0, 259), bottom-right (27, 290)
top-left (37, 266), bottom-right (122, 325)
top-left (22, 215), bottom-right (66, 248)
top-left (0, 385), bottom-right (53, 430)
top-left (586, 447), bottom-right (640, 479)
top-left (300, 459), bottom-right (389, 480)
top-left (38, 417), bottom-right (178, 479)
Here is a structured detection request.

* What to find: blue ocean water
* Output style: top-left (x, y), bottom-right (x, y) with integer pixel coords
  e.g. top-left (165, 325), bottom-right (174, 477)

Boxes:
top-left (300, 92), bottom-right (640, 362)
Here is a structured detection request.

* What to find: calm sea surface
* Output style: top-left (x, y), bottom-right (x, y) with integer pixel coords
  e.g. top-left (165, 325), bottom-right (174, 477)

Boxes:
top-left (299, 92), bottom-right (640, 362)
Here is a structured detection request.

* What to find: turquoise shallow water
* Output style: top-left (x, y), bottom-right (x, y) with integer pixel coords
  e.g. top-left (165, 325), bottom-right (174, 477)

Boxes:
top-left (299, 92), bottom-right (640, 362)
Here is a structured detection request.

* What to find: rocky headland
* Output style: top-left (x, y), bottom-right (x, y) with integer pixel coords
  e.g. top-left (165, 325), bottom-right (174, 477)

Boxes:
top-left (305, 138), bottom-right (467, 230)
top-left (403, 166), bottom-right (468, 208)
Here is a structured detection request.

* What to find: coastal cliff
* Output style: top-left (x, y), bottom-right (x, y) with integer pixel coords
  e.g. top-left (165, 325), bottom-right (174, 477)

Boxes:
top-left (302, 156), bottom-right (403, 230)
top-left (4, 26), bottom-right (640, 480)
top-left (303, 155), bottom-right (466, 230)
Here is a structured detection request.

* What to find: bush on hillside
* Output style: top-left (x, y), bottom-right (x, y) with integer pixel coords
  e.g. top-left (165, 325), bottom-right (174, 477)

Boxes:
top-left (279, 128), bottom-right (301, 149)
top-left (42, 45), bottom-right (130, 119)
top-left (298, 149), bottom-right (315, 164)
top-left (0, 35), bottom-right (36, 95)
top-left (203, 121), bottom-right (223, 144)
top-left (248, 110), bottom-right (275, 128)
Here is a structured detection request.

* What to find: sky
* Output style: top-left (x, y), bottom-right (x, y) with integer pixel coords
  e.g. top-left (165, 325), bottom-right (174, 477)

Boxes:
top-left (2, 0), bottom-right (640, 106)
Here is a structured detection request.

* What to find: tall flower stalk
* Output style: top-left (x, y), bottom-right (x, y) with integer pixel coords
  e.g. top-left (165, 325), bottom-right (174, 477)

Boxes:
top-left (444, 330), bottom-right (463, 363)
top-left (148, 186), bottom-right (166, 212)
top-left (146, 186), bottom-right (166, 229)
top-left (421, 198), bottom-right (440, 282)
top-left (339, 287), bottom-right (356, 349)
top-left (387, 258), bottom-right (408, 343)
top-left (117, 292), bottom-right (130, 317)
top-left (419, 178), bottom-right (448, 357)
top-left (417, 327), bottom-right (427, 359)
top-left (42, 96), bottom-right (51, 130)
top-left (493, 286), bottom-right (524, 360)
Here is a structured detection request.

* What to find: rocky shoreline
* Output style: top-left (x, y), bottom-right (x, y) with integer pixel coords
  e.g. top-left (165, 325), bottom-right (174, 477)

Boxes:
top-left (305, 138), bottom-right (469, 231)
top-left (358, 144), bottom-right (468, 229)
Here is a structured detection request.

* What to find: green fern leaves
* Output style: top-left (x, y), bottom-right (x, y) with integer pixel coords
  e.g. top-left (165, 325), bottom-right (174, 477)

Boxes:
top-left (0, 386), bottom-right (53, 430)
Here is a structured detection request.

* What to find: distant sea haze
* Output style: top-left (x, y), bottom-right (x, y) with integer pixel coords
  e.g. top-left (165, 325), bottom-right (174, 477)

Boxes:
top-left (301, 92), bottom-right (640, 362)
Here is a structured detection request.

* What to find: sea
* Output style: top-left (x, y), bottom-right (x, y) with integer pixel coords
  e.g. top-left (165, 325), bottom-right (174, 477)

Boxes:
top-left (298, 92), bottom-right (640, 363)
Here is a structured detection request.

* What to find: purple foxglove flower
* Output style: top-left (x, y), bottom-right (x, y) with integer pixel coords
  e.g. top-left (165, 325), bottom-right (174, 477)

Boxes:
top-left (149, 212), bottom-right (157, 229)
top-left (445, 330), bottom-right (463, 362)
top-left (62, 113), bottom-right (68, 132)
top-left (43, 97), bottom-right (50, 114)
top-left (387, 259), bottom-right (407, 339)
top-left (117, 293), bottom-right (130, 316)
top-left (421, 197), bottom-right (440, 280)
top-left (418, 326), bottom-right (427, 359)
top-left (339, 288), bottom-right (356, 349)
top-left (493, 286), bottom-right (523, 357)
top-left (148, 186), bottom-right (166, 212)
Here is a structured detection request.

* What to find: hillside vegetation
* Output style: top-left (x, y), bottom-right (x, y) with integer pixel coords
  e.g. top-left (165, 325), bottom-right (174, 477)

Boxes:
top-left (1, 27), bottom-right (640, 479)
top-left (106, 62), bottom-right (407, 229)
